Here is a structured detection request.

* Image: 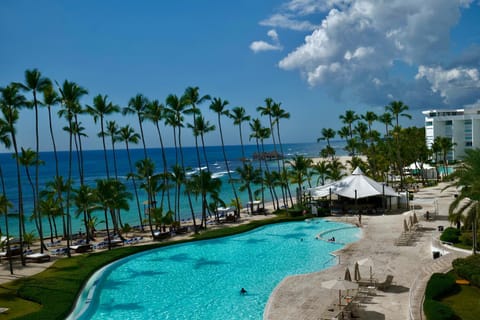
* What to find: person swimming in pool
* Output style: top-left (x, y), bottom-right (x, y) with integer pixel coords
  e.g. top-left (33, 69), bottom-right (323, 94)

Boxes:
top-left (240, 288), bottom-right (247, 295)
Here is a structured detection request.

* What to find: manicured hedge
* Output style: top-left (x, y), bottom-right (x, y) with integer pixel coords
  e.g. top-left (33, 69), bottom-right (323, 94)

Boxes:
top-left (424, 273), bottom-right (459, 320)
top-left (452, 255), bottom-right (480, 287)
top-left (440, 227), bottom-right (461, 244)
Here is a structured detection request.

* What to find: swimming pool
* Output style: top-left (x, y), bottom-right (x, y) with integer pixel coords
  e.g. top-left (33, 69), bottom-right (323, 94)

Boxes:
top-left (69, 219), bottom-right (361, 320)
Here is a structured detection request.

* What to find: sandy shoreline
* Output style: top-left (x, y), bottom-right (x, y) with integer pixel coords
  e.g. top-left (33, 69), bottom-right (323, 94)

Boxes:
top-left (0, 182), bottom-right (471, 319)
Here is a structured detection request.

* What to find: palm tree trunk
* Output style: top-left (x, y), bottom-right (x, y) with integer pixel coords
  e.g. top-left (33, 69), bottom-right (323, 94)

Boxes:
top-left (178, 127), bottom-right (198, 230)
top-left (0, 165), bottom-right (14, 273)
top-left (34, 99), bottom-right (45, 253)
top-left (138, 115), bottom-right (148, 159)
top-left (125, 142), bottom-right (143, 231)
top-left (155, 122), bottom-right (172, 213)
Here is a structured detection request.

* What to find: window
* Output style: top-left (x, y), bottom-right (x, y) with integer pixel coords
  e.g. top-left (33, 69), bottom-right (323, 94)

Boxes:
top-left (466, 141), bottom-right (473, 147)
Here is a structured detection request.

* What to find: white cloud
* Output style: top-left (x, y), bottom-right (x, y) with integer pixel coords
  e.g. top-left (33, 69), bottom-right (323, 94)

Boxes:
top-left (260, 13), bottom-right (317, 31)
top-left (250, 41), bottom-right (282, 53)
top-left (271, 0), bottom-right (478, 107)
top-left (250, 29), bottom-right (283, 53)
top-left (415, 65), bottom-right (480, 104)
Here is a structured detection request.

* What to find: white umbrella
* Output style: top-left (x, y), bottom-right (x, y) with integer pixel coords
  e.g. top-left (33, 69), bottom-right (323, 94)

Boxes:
top-left (357, 257), bottom-right (374, 280)
top-left (344, 267), bottom-right (352, 281)
top-left (322, 278), bottom-right (359, 305)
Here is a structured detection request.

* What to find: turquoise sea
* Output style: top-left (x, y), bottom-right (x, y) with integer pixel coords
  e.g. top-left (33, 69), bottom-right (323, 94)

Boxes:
top-left (0, 141), bottom-right (347, 237)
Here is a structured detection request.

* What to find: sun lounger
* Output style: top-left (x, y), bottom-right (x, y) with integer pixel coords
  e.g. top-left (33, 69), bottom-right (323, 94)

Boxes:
top-left (153, 231), bottom-right (171, 241)
top-left (26, 253), bottom-right (51, 263)
top-left (377, 275), bottom-right (394, 291)
top-left (70, 244), bottom-right (93, 253)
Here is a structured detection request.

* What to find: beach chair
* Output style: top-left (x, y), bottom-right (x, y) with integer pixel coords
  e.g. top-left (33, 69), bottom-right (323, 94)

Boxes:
top-left (25, 253), bottom-right (51, 263)
top-left (377, 275), bottom-right (394, 291)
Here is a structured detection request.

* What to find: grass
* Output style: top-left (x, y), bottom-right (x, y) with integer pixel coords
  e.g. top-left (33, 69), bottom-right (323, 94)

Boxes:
top-left (441, 284), bottom-right (480, 320)
top-left (0, 212), bottom-right (306, 320)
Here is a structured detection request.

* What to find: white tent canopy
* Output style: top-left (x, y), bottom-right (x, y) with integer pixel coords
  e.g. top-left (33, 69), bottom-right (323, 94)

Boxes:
top-left (307, 167), bottom-right (399, 199)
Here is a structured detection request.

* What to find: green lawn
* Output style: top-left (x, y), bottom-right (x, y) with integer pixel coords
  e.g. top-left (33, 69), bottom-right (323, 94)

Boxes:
top-left (441, 284), bottom-right (480, 320)
top-left (0, 213), bottom-right (302, 319)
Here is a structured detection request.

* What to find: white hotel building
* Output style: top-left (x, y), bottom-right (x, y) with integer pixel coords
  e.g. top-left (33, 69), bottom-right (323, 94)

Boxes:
top-left (422, 107), bottom-right (480, 161)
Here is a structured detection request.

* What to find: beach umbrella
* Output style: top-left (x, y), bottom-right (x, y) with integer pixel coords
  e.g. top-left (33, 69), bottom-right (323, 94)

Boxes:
top-left (403, 219), bottom-right (409, 233)
top-left (322, 278), bottom-right (358, 305)
top-left (357, 257), bottom-right (374, 280)
top-left (344, 267), bottom-right (352, 281)
top-left (354, 262), bottom-right (361, 281)
top-left (409, 215), bottom-right (414, 228)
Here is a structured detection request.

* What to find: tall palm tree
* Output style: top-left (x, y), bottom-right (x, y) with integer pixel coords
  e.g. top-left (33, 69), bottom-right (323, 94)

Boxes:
top-left (435, 136), bottom-right (456, 177)
top-left (73, 184), bottom-right (97, 242)
top-left (378, 112), bottom-right (393, 137)
top-left (257, 98), bottom-right (278, 165)
top-left (145, 99), bottom-right (171, 212)
top-left (86, 94), bottom-right (120, 178)
top-left (105, 121), bottom-right (120, 181)
top-left (448, 148), bottom-right (480, 254)
top-left (339, 110), bottom-right (359, 139)
top-left (250, 118), bottom-right (266, 210)
top-left (182, 86), bottom-right (211, 172)
top-left (386, 101), bottom-right (411, 128)
top-left (229, 106), bottom-right (251, 161)
top-left (118, 125), bottom-right (144, 230)
top-left (0, 83), bottom-right (27, 265)
top-left (317, 128), bottom-right (337, 160)
top-left (272, 101), bottom-right (291, 207)
top-left (287, 155), bottom-right (313, 205)
top-left (123, 94), bottom-right (149, 159)
top-left (188, 115), bottom-right (215, 171)
top-left (361, 111), bottom-right (378, 141)
top-left (95, 179), bottom-right (131, 250)
top-left (15, 148), bottom-right (44, 236)
top-left (235, 163), bottom-right (261, 213)
top-left (311, 160), bottom-right (330, 186)
top-left (186, 170), bottom-right (221, 228)
top-left (57, 80), bottom-right (88, 257)
top-left (0, 120), bottom-right (14, 273)
top-left (16, 69), bottom-right (51, 253)
top-left (165, 94), bottom-right (197, 225)
top-left (210, 97), bottom-right (241, 215)
top-left (135, 158), bottom-right (159, 235)
top-left (41, 83), bottom-right (61, 177)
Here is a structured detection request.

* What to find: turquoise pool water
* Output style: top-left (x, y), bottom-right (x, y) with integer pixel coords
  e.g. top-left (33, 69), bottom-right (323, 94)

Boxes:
top-left (69, 219), bottom-right (361, 320)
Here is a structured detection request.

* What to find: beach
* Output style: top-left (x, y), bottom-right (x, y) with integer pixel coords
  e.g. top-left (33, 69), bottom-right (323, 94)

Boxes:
top-left (0, 180), bottom-right (471, 319)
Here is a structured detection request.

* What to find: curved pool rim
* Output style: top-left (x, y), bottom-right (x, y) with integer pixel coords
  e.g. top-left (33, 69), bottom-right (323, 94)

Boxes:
top-left (67, 219), bottom-right (361, 320)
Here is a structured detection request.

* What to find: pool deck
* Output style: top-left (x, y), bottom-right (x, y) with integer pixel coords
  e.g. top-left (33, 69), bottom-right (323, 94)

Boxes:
top-left (264, 182), bottom-right (470, 320)
top-left (0, 183), bottom-right (471, 320)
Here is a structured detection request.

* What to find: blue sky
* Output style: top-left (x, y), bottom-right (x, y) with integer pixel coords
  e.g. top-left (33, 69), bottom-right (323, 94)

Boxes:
top-left (1, 0), bottom-right (480, 151)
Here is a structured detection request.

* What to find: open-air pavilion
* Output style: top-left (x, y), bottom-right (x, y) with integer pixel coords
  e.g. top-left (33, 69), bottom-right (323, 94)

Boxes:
top-left (306, 167), bottom-right (400, 215)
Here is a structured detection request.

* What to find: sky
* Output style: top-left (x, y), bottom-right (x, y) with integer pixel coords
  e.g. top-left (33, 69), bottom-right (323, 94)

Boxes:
top-left (1, 0), bottom-right (480, 152)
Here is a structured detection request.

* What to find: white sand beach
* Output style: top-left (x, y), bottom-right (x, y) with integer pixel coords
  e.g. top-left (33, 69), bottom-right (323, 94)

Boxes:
top-left (0, 182), bottom-right (471, 320)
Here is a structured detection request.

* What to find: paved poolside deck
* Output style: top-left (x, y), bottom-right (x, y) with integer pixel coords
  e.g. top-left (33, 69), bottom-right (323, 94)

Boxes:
top-left (264, 182), bottom-right (470, 320)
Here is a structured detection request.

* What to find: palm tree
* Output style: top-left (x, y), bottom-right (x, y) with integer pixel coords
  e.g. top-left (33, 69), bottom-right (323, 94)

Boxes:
top-left (339, 110), bottom-right (359, 139)
top-left (135, 158), bottom-right (158, 236)
top-left (16, 69), bottom-right (51, 253)
top-left (145, 99), bottom-right (171, 212)
top-left (272, 101), bottom-right (291, 207)
top-left (386, 101), bottom-right (411, 128)
top-left (188, 115), bottom-right (215, 171)
top-left (311, 160), bottom-right (330, 185)
top-left (94, 179), bottom-right (131, 250)
top-left (229, 106), bottom-right (251, 161)
top-left (210, 97), bottom-right (241, 215)
top-left (0, 121), bottom-right (14, 273)
top-left (118, 125), bottom-right (144, 230)
top-left (182, 86), bottom-right (211, 172)
top-left (235, 163), bottom-right (261, 213)
top-left (186, 170), bottom-right (221, 228)
top-left (287, 155), bottom-right (313, 205)
top-left (41, 83), bottom-right (61, 177)
top-left (0, 83), bottom-right (27, 265)
top-left (15, 147), bottom-right (44, 237)
top-left (378, 112), bottom-right (393, 137)
top-left (257, 98), bottom-right (278, 164)
top-left (435, 136), bottom-right (456, 178)
top-left (327, 158), bottom-right (346, 181)
top-left (361, 111), bottom-right (377, 141)
top-left (105, 121), bottom-right (120, 181)
top-left (73, 184), bottom-right (97, 242)
top-left (57, 80), bottom-right (88, 258)
top-left (250, 118), bottom-right (266, 210)
top-left (165, 94), bottom-right (197, 225)
top-left (86, 94), bottom-right (120, 178)
top-left (317, 128), bottom-right (337, 160)
top-left (448, 149), bottom-right (480, 254)
top-left (123, 94), bottom-right (149, 159)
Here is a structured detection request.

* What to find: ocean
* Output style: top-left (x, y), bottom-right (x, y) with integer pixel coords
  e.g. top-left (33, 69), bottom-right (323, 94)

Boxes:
top-left (0, 141), bottom-right (346, 237)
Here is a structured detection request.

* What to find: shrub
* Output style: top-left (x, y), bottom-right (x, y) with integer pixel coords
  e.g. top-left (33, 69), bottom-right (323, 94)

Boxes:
top-left (425, 273), bottom-right (457, 300)
top-left (424, 299), bottom-right (459, 320)
top-left (452, 255), bottom-right (480, 287)
top-left (424, 273), bottom-right (459, 320)
top-left (440, 227), bottom-right (461, 244)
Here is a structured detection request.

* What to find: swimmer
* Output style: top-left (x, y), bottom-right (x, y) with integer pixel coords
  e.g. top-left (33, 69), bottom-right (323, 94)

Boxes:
top-left (240, 288), bottom-right (247, 295)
